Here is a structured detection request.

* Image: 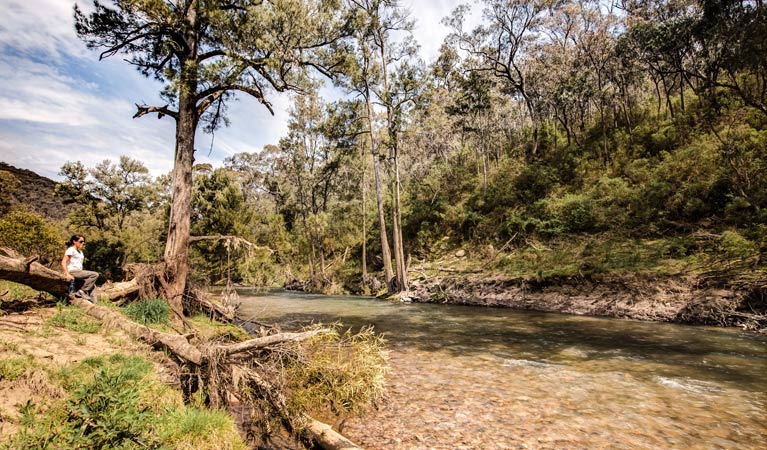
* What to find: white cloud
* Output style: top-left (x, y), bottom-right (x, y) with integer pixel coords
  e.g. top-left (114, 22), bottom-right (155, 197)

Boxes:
top-left (0, 0), bottom-right (480, 181)
top-left (0, 0), bottom-right (88, 59)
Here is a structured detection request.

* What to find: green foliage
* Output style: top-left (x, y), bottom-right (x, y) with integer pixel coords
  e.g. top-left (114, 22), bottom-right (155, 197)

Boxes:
top-left (48, 305), bottom-right (103, 334)
top-left (718, 231), bottom-right (756, 259)
top-left (0, 208), bottom-right (62, 263)
top-left (56, 157), bottom-right (154, 232)
top-left (7, 354), bottom-right (246, 450)
top-left (85, 238), bottom-right (126, 282)
top-left (9, 354), bottom-right (158, 449)
top-left (123, 298), bottom-right (170, 325)
top-left (0, 356), bottom-right (32, 382)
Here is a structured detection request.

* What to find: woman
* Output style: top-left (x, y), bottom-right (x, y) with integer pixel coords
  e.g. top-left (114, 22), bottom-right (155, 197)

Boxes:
top-left (61, 235), bottom-right (99, 302)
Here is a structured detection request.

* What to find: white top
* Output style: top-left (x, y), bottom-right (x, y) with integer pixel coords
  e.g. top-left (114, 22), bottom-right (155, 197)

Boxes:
top-left (65, 247), bottom-right (84, 272)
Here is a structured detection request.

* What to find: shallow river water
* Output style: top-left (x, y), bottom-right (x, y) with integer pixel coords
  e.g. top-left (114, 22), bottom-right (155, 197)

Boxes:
top-left (237, 290), bottom-right (767, 450)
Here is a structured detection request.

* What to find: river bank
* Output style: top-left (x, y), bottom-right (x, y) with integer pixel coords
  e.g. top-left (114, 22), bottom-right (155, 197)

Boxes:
top-left (403, 273), bottom-right (767, 332)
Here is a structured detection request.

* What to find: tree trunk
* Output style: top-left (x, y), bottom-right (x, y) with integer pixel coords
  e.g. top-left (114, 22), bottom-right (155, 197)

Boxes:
top-left (164, 70), bottom-right (198, 324)
top-left (391, 153), bottom-right (408, 292)
top-left (364, 84), bottom-right (394, 291)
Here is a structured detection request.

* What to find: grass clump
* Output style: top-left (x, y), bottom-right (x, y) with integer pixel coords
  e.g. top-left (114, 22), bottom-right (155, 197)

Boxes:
top-left (286, 326), bottom-right (387, 416)
top-left (48, 304), bottom-right (102, 333)
top-left (4, 353), bottom-right (246, 450)
top-left (123, 297), bottom-right (170, 325)
top-left (158, 408), bottom-right (247, 450)
top-left (0, 356), bottom-right (33, 381)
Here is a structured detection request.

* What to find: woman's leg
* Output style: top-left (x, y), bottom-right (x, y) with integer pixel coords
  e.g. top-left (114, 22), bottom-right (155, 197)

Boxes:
top-left (70, 270), bottom-right (99, 298)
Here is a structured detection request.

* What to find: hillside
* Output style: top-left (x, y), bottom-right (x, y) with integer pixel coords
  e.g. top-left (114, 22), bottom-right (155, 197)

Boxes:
top-left (0, 162), bottom-right (69, 221)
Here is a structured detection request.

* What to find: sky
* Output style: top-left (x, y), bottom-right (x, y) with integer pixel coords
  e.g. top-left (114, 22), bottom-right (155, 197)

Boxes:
top-left (0, 0), bottom-right (472, 180)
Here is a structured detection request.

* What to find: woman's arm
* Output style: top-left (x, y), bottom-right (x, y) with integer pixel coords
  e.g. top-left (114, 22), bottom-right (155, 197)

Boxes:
top-left (61, 254), bottom-right (74, 280)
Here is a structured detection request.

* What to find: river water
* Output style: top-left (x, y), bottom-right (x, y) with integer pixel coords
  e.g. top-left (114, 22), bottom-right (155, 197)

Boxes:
top-left (237, 290), bottom-right (767, 450)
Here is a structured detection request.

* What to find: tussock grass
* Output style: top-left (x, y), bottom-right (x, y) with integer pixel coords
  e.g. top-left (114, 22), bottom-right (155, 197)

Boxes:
top-left (285, 325), bottom-right (388, 416)
top-left (3, 353), bottom-right (246, 450)
top-left (0, 356), bottom-right (33, 382)
top-left (123, 297), bottom-right (170, 325)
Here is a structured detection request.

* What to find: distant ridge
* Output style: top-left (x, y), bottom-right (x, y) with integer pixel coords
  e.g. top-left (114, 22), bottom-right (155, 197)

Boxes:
top-left (0, 162), bottom-right (69, 221)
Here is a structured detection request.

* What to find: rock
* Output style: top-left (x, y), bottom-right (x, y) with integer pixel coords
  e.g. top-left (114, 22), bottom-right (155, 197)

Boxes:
top-left (455, 249), bottom-right (466, 258)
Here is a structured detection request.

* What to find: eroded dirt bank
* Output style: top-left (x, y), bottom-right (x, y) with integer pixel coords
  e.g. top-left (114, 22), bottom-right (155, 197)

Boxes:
top-left (405, 274), bottom-right (767, 332)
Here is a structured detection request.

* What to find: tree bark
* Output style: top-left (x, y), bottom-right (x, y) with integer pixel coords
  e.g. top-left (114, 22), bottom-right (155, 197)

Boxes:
top-left (364, 72), bottom-right (394, 291)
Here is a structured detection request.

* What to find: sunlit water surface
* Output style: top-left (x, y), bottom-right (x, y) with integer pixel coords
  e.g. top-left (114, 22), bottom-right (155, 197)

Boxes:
top-left (237, 290), bottom-right (767, 450)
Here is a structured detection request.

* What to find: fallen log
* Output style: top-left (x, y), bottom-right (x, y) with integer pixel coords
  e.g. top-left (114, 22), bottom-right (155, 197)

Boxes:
top-left (69, 297), bottom-right (362, 450)
top-left (0, 250), bottom-right (68, 296)
top-left (0, 248), bottom-right (140, 302)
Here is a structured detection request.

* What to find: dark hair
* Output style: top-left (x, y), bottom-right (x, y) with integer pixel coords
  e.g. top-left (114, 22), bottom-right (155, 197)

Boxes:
top-left (66, 235), bottom-right (85, 247)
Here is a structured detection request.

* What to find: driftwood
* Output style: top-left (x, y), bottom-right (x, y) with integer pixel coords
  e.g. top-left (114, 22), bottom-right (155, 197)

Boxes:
top-left (69, 296), bottom-right (362, 449)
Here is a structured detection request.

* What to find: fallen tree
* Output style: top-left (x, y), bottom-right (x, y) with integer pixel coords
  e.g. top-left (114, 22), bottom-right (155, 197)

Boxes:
top-left (69, 296), bottom-right (366, 449)
top-left (0, 248), bottom-right (234, 321)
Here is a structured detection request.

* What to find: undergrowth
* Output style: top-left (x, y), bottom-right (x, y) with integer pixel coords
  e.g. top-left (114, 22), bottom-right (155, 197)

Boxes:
top-left (2, 353), bottom-right (245, 450)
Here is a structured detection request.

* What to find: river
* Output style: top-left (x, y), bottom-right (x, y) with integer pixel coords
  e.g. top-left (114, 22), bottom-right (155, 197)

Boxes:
top-left (237, 290), bottom-right (767, 450)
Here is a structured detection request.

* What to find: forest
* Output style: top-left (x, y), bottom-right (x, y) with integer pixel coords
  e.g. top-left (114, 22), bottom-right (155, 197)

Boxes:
top-left (7, 0), bottom-right (764, 291)
top-left (0, 0), bottom-right (766, 448)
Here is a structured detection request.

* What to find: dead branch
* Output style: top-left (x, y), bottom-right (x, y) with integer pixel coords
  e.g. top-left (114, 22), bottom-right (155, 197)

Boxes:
top-left (220, 329), bottom-right (325, 356)
top-left (436, 267), bottom-right (484, 274)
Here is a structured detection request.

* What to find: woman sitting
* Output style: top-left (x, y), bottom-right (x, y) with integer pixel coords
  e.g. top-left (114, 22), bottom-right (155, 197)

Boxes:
top-left (61, 234), bottom-right (99, 302)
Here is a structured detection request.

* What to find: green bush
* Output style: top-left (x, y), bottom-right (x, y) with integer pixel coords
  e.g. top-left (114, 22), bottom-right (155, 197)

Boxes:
top-left (545, 193), bottom-right (598, 233)
top-left (0, 207), bottom-right (62, 263)
top-left (85, 238), bottom-right (126, 283)
top-left (123, 298), bottom-right (170, 325)
top-left (7, 354), bottom-right (158, 449)
top-left (718, 230), bottom-right (756, 259)
top-left (6, 354), bottom-right (246, 450)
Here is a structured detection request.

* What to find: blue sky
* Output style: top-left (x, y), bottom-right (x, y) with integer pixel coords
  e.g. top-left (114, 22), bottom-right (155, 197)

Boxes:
top-left (0, 0), bottom-right (471, 180)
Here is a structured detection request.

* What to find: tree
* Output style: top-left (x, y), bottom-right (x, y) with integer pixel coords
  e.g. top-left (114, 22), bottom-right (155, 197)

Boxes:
top-left (342, 0), bottom-right (416, 292)
top-left (56, 156), bottom-right (153, 232)
top-left (191, 167), bottom-right (253, 283)
top-left (446, 0), bottom-right (549, 160)
top-left (74, 0), bottom-right (349, 320)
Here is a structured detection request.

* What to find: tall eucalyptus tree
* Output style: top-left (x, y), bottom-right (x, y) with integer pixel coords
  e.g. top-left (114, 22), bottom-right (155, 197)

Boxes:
top-left (74, 0), bottom-right (349, 319)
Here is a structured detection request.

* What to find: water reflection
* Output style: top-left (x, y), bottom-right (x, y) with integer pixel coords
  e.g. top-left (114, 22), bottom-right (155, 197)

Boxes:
top-left (237, 290), bottom-right (767, 449)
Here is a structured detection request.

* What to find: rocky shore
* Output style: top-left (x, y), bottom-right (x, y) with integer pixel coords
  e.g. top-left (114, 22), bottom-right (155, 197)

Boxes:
top-left (404, 273), bottom-right (766, 332)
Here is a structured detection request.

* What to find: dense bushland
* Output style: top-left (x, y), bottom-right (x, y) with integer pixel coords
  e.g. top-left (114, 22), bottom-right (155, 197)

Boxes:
top-left (2, 0), bottom-right (765, 292)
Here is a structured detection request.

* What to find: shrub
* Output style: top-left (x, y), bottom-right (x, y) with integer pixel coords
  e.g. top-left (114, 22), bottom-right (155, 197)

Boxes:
top-left (123, 298), bottom-right (170, 325)
top-left (545, 193), bottom-right (598, 233)
top-left (0, 207), bottom-right (62, 263)
top-left (718, 230), bottom-right (756, 259)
